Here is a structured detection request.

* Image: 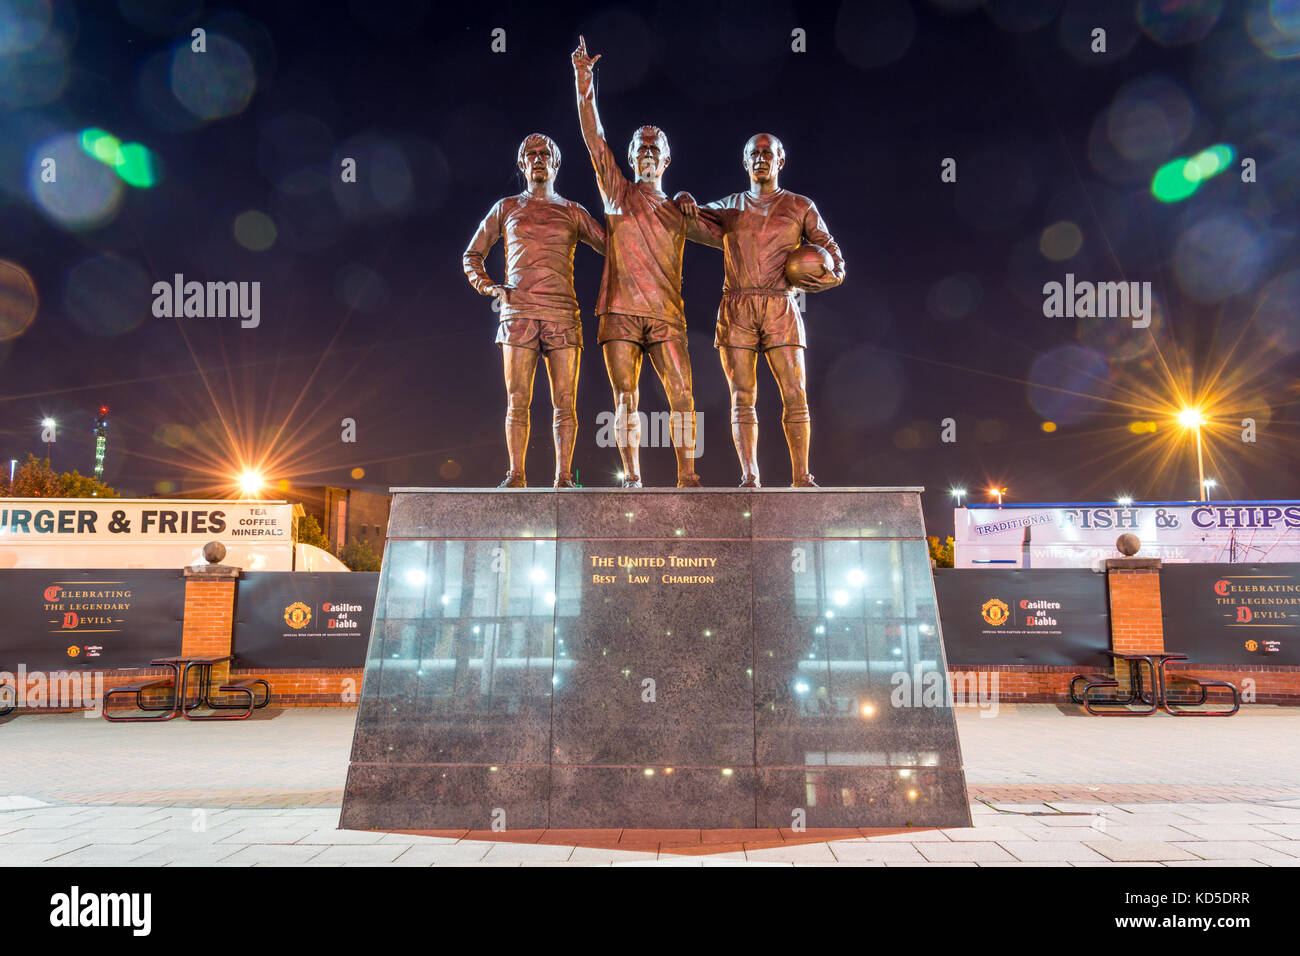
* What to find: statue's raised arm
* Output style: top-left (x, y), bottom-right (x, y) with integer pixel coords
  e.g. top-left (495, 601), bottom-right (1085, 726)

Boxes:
top-left (572, 36), bottom-right (624, 201)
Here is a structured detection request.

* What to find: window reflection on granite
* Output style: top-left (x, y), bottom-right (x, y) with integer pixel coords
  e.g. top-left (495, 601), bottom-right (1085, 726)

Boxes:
top-left (763, 539), bottom-right (954, 768)
top-left (368, 539), bottom-right (560, 708)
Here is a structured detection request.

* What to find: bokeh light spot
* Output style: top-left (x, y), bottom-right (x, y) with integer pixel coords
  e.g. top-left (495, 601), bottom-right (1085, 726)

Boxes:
top-left (1138, 0), bottom-right (1223, 45)
top-left (1253, 269), bottom-right (1300, 355)
top-left (926, 272), bottom-right (982, 321)
top-left (1041, 421), bottom-right (1057, 433)
top-left (169, 33), bottom-right (256, 121)
top-left (153, 423), bottom-right (196, 448)
top-left (79, 128), bottom-right (122, 165)
top-left (350, 467), bottom-right (365, 480)
top-left (1185, 143), bottom-right (1234, 181)
top-left (0, 259), bottom-right (38, 341)
top-left (439, 459), bottom-right (462, 480)
top-left (29, 132), bottom-right (124, 230)
top-left (1027, 344), bottom-right (1112, 425)
top-left (1248, 0), bottom-right (1300, 58)
top-left (233, 210), bottom-right (277, 251)
top-left (1174, 211), bottom-right (1269, 303)
top-left (1039, 221), bottom-right (1083, 261)
top-left (0, 0), bottom-right (52, 55)
top-left (1152, 157), bottom-right (1199, 202)
top-left (0, 29), bottom-right (67, 108)
top-left (335, 263), bottom-right (389, 313)
top-left (114, 143), bottom-right (157, 187)
top-left (1106, 75), bottom-right (1196, 163)
top-left (63, 253), bottom-right (150, 338)
top-left (893, 426), bottom-right (922, 450)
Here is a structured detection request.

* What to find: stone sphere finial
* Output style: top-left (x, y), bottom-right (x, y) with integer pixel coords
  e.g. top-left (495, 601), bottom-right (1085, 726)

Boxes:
top-left (203, 541), bottom-right (227, 564)
top-left (1116, 533), bottom-right (1140, 556)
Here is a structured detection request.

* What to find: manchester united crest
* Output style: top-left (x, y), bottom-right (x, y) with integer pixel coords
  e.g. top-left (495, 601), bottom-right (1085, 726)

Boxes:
top-left (284, 601), bottom-right (312, 629)
top-left (981, 598), bottom-right (1009, 627)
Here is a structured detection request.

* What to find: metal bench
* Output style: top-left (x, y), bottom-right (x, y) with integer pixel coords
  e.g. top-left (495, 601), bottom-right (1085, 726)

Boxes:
top-left (1071, 652), bottom-right (1158, 716)
top-left (102, 674), bottom-right (179, 722)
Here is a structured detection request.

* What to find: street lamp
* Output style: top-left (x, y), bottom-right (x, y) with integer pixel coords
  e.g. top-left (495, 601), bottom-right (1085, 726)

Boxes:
top-left (950, 487), bottom-right (967, 508)
top-left (237, 470), bottom-right (265, 497)
top-left (1203, 478), bottom-right (1217, 500)
top-left (988, 487), bottom-right (1006, 507)
top-left (1117, 496), bottom-right (1133, 507)
top-left (1176, 407), bottom-right (1207, 501)
top-left (40, 417), bottom-right (56, 462)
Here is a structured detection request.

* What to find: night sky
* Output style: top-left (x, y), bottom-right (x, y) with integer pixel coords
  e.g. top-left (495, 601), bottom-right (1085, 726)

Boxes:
top-left (1, 0), bottom-right (1298, 534)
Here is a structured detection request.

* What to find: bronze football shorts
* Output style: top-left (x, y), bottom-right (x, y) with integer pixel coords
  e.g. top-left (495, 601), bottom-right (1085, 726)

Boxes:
top-left (495, 316), bottom-right (583, 353)
top-left (596, 312), bottom-right (689, 349)
top-left (714, 290), bottom-right (806, 352)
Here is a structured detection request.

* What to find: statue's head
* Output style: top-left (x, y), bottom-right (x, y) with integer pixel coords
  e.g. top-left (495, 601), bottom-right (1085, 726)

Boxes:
top-left (627, 126), bottom-right (670, 183)
top-left (743, 133), bottom-right (785, 185)
top-left (517, 133), bottom-right (561, 185)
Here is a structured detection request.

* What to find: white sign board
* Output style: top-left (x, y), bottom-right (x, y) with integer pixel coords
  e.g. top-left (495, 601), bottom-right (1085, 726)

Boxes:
top-left (0, 499), bottom-right (296, 571)
top-left (954, 501), bottom-right (1300, 569)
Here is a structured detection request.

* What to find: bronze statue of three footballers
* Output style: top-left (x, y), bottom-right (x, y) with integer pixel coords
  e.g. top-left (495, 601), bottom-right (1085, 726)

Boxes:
top-left (462, 36), bottom-right (844, 489)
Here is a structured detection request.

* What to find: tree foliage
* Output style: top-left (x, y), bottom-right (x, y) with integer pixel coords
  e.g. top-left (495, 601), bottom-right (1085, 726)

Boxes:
top-left (338, 538), bottom-right (382, 572)
top-left (927, 535), bottom-right (955, 568)
top-left (295, 513), bottom-right (332, 552)
top-left (0, 455), bottom-right (118, 498)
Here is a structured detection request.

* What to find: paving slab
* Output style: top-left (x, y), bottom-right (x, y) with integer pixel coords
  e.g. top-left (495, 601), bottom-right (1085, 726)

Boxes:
top-left (917, 842), bottom-right (1016, 863)
top-left (995, 841), bottom-right (1111, 862)
top-left (1082, 841), bottom-right (1197, 862)
top-left (1170, 841), bottom-right (1298, 861)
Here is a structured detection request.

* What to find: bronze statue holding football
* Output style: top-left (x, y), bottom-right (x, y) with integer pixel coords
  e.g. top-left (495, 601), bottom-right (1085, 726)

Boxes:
top-left (676, 133), bottom-right (845, 488)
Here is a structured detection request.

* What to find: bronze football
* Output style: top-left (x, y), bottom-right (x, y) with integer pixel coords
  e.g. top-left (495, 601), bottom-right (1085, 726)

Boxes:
top-left (784, 243), bottom-right (834, 287)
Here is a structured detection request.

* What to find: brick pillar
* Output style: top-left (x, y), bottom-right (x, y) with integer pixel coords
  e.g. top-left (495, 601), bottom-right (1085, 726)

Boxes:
top-left (181, 563), bottom-right (240, 688)
top-left (1105, 557), bottom-right (1164, 693)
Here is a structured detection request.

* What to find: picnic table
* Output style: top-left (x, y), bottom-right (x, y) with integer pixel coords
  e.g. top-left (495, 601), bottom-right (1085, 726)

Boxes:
top-left (102, 655), bottom-right (270, 722)
top-left (1072, 650), bottom-right (1238, 716)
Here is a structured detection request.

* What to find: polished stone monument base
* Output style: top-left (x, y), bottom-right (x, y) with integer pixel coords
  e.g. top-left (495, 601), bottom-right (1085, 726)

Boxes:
top-left (340, 488), bottom-right (971, 831)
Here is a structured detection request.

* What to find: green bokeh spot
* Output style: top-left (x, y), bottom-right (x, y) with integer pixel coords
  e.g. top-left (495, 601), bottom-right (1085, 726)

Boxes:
top-left (1152, 158), bottom-right (1199, 202)
top-left (78, 128), bottom-right (122, 166)
top-left (114, 143), bottom-right (156, 188)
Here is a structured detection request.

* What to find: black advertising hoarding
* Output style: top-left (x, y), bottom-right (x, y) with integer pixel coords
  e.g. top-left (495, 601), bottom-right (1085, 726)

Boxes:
top-left (0, 569), bottom-right (183, 669)
top-left (234, 572), bottom-right (379, 668)
top-left (1161, 564), bottom-right (1300, 665)
top-left (934, 568), bottom-right (1110, 666)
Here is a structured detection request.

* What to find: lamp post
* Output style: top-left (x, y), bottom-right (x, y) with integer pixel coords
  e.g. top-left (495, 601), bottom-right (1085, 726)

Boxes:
top-left (989, 487), bottom-right (1005, 507)
top-left (41, 418), bottom-right (56, 462)
top-left (1203, 478), bottom-right (1217, 501)
top-left (951, 488), bottom-right (967, 508)
top-left (1176, 408), bottom-right (1207, 501)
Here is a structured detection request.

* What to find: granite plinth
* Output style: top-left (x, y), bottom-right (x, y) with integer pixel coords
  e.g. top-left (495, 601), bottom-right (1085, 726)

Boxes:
top-left (340, 488), bottom-right (971, 831)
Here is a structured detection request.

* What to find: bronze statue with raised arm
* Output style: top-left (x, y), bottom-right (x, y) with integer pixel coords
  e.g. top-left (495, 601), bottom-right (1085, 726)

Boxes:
top-left (462, 133), bottom-right (606, 488)
top-left (572, 36), bottom-right (717, 488)
top-left (676, 134), bottom-right (844, 487)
